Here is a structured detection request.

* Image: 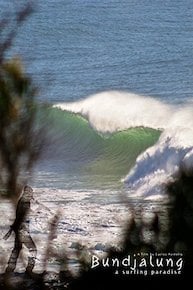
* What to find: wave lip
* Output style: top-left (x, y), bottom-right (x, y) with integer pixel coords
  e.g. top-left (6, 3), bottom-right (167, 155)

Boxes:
top-left (53, 91), bottom-right (174, 133)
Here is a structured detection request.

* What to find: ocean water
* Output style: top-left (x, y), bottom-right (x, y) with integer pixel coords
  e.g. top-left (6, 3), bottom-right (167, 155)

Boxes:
top-left (3, 0), bottom-right (193, 103)
top-left (11, 0), bottom-right (192, 190)
top-left (1, 0), bottom-right (193, 272)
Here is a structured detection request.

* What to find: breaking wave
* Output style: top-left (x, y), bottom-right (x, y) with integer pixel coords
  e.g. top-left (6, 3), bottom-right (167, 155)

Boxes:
top-left (51, 91), bottom-right (193, 196)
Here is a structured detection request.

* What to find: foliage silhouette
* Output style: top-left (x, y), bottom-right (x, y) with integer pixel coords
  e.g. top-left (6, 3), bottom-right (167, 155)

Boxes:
top-left (0, 2), bottom-right (43, 199)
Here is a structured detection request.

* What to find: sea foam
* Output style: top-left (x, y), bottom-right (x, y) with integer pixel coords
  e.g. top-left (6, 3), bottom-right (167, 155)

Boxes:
top-left (53, 91), bottom-right (174, 133)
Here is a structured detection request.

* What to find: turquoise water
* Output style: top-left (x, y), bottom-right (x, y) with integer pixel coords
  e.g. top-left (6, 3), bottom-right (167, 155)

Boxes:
top-left (35, 105), bottom-right (160, 189)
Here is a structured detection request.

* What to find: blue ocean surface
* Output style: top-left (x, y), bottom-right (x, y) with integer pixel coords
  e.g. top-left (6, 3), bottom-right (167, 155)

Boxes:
top-left (1, 0), bottom-right (193, 195)
top-left (3, 0), bottom-right (193, 103)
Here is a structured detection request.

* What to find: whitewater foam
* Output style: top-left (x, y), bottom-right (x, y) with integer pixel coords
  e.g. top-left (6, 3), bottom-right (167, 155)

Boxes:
top-left (124, 120), bottom-right (193, 197)
top-left (53, 91), bottom-right (174, 133)
top-left (0, 188), bottom-right (128, 273)
top-left (53, 91), bottom-right (193, 197)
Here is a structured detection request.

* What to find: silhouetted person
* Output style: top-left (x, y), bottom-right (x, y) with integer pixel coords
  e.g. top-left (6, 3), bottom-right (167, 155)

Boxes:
top-left (4, 185), bottom-right (37, 273)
